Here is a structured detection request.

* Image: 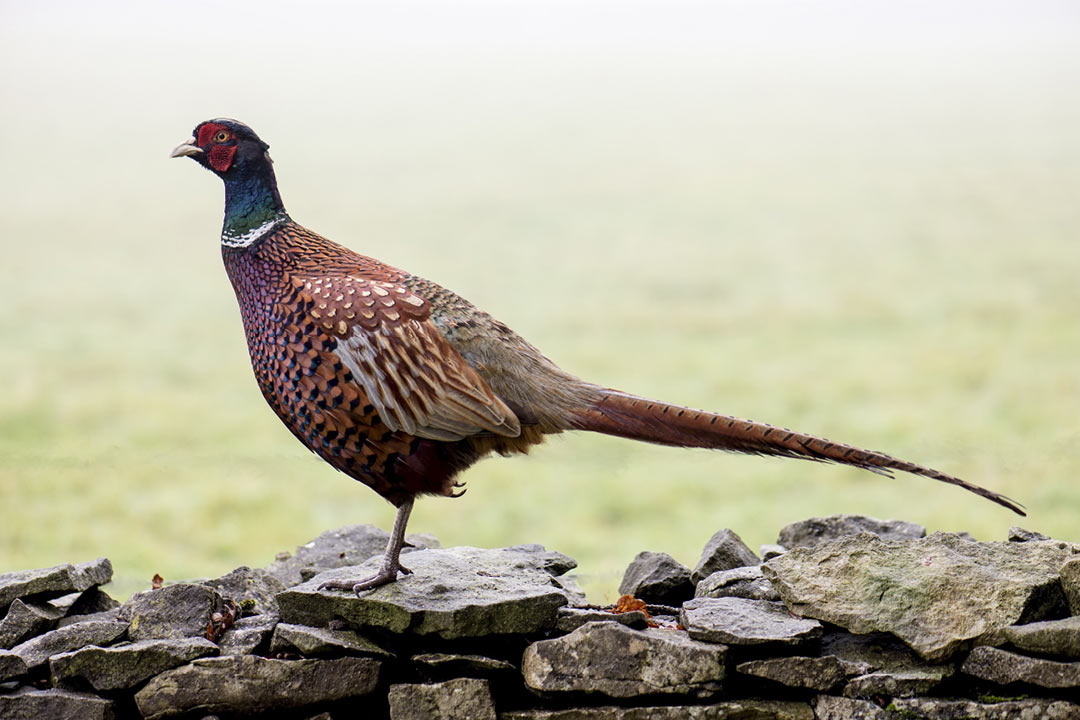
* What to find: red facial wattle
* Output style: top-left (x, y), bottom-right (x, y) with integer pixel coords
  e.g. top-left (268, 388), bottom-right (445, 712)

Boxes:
top-left (208, 144), bottom-right (237, 172)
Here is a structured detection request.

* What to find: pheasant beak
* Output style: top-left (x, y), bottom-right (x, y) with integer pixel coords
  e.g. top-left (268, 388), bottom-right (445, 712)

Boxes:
top-left (170, 138), bottom-right (202, 158)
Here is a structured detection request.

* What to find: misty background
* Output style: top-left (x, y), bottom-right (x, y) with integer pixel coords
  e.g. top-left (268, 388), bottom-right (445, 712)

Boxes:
top-left (1, 1), bottom-right (1078, 600)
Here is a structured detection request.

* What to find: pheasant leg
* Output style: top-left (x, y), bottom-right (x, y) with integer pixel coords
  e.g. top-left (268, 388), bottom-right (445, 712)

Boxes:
top-left (319, 498), bottom-right (415, 595)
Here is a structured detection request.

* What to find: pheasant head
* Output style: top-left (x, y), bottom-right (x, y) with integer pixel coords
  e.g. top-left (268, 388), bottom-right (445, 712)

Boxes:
top-left (172, 119), bottom-right (286, 246)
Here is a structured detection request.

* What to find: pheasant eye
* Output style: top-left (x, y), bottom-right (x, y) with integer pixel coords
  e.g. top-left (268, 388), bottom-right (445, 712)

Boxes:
top-left (215, 131), bottom-right (230, 143)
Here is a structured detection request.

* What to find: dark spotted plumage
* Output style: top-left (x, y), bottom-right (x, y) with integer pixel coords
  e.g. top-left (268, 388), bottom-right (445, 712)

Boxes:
top-left (173, 119), bottom-right (1023, 593)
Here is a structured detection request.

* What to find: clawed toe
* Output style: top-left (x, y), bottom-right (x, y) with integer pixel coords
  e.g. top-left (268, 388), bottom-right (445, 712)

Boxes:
top-left (319, 567), bottom-right (406, 596)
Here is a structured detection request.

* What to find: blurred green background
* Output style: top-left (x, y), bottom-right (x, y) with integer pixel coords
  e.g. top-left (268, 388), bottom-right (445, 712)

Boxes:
top-left (1, 1), bottom-right (1078, 602)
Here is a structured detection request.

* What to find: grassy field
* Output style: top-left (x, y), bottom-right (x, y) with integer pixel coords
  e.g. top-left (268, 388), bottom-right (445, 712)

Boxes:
top-left (1, 3), bottom-right (1078, 602)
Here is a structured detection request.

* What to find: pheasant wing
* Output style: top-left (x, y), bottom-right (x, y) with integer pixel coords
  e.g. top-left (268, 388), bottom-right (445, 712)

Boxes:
top-left (293, 274), bottom-right (520, 442)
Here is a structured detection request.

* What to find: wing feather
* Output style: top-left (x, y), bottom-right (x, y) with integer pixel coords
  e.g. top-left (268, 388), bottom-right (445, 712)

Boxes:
top-left (293, 274), bottom-right (520, 441)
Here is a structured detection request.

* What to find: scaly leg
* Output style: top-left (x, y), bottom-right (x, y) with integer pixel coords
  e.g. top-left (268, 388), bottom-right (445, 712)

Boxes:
top-left (319, 498), bottom-right (415, 595)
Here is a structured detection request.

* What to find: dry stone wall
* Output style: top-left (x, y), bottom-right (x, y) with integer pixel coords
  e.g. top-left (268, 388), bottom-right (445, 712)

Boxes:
top-left (1, 516), bottom-right (1079, 719)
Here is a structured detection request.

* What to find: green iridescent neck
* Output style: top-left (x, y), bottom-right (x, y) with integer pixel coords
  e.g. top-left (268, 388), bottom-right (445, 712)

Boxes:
top-left (221, 165), bottom-right (288, 247)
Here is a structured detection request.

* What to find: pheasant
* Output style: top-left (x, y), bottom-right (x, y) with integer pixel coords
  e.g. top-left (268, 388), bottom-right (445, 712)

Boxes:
top-left (171, 119), bottom-right (1023, 594)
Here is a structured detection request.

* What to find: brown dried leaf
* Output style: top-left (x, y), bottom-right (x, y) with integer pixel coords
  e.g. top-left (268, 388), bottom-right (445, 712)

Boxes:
top-left (614, 594), bottom-right (648, 616)
top-left (151, 573), bottom-right (164, 590)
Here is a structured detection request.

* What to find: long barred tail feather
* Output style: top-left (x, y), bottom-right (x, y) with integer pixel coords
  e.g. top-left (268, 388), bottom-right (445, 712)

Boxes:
top-left (570, 389), bottom-right (1025, 516)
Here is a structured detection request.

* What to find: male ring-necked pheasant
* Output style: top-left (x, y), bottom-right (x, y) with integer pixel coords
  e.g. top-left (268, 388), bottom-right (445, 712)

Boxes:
top-left (172, 119), bottom-right (1023, 594)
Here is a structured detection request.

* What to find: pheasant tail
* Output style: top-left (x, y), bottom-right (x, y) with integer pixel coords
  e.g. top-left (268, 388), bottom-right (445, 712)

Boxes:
top-left (570, 389), bottom-right (1025, 516)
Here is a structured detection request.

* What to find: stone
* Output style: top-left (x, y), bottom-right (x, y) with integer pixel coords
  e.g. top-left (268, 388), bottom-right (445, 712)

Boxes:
top-left (387, 678), bottom-right (496, 720)
top-left (50, 637), bottom-right (219, 691)
top-left (1008, 526), bottom-right (1052, 542)
top-left (777, 515), bottom-right (925, 549)
top-left (57, 609), bottom-right (122, 629)
top-left (119, 583), bottom-right (224, 640)
top-left (680, 597), bottom-right (822, 646)
top-left (0, 598), bottom-right (64, 649)
top-left (812, 695), bottom-right (888, 720)
top-left (0, 687), bottom-right (115, 720)
top-left (10, 619), bottom-right (128, 670)
top-left (762, 532), bottom-right (1075, 661)
top-left (555, 606), bottom-right (649, 632)
top-left (551, 572), bottom-right (589, 608)
top-left (412, 652), bottom-right (517, 677)
top-left (760, 544), bottom-right (787, 560)
top-left (264, 524), bottom-right (439, 586)
top-left (961, 645), bottom-right (1080, 689)
top-left (820, 631), bottom-right (953, 676)
top-left (0, 649), bottom-right (28, 680)
top-left (889, 697), bottom-right (1080, 719)
top-left (50, 588), bottom-right (120, 618)
top-left (617, 552), bottom-right (694, 605)
top-left (522, 621), bottom-right (725, 698)
top-left (201, 566), bottom-right (285, 616)
top-left (502, 701), bottom-right (814, 719)
top-left (843, 670), bottom-right (948, 698)
top-left (134, 655), bottom-right (381, 719)
top-left (1004, 616), bottom-right (1080, 658)
top-left (691, 529), bottom-right (759, 583)
top-left (694, 566), bottom-right (780, 602)
top-left (270, 622), bottom-right (393, 658)
top-left (217, 613), bottom-right (277, 655)
top-left (1063, 557), bottom-right (1080, 615)
top-left (736, 655), bottom-right (866, 691)
top-left (278, 546), bottom-right (576, 639)
top-left (0, 559), bottom-right (113, 612)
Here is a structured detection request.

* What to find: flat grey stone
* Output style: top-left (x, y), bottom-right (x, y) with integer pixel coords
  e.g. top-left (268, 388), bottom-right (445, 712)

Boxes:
top-left (691, 529), bottom-right (759, 583)
top-left (50, 637), bottom-right (218, 691)
top-left (551, 572), bottom-right (589, 607)
top-left (0, 559), bottom-right (113, 612)
top-left (694, 565), bottom-right (779, 601)
top-left (617, 552), bottom-right (693, 605)
top-left (812, 695), bottom-right (888, 720)
top-left (1063, 557), bottom-right (1080, 615)
top-left (843, 670), bottom-right (949, 698)
top-left (412, 652), bottom-right (516, 676)
top-left (555, 606), bottom-right (648, 632)
top-left (0, 649), bottom-right (28, 680)
top-left (1008, 526), bottom-right (1052, 542)
top-left (10, 619), bottom-right (127, 670)
top-left (264, 524), bottom-right (439, 586)
top-left (760, 544), bottom-right (787, 560)
top-left (134, 655), bottom-right (381, 719)
top-left (1004, 616), bottom-right (1080, 658)
top-left (736, 655), bottom-right (866, 691)
top-left (49, 588), bottom-right (119, 618)
top-left (820, 631), bottom-right (954, 675)
top-left (217, 613), bottom-right (276, 655)
top-left (201, 566), bottom-right (285, 616)
top-left (0, 598), bottom-right (64, 649)
top-left (0, 687), bottom-right (115, 720)
top-left (763, 532), bottom-right (1075, 661)
top-left (502, 701), bottom-right (813, 719)
top-left (777, 515), bottom-right (925, 549)
top-left (270, 622), bottom-right (393, 658)
top-left (890, 697), bottom-right (1080, 719)
top-left (57, 609), bottom-right (122, 629)
top-left (961, 645), bottom-right (1080, 689)
top-left (680, 597), bottom-right (821, 646)
top-left (522, 621), bottom-right (725, 698)
top-left (388, 678), bottom-right (495, 720)
top-left (119, 583), bottom-right (224, 641)
top-left (278, 546), bottom-right (575, 639)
